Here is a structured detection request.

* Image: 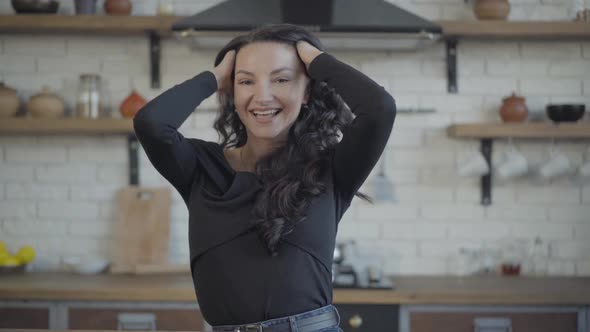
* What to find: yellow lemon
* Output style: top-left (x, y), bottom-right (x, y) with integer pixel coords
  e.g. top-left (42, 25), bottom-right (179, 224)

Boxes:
top-left (16, 246), bottom-right (35, 264)
top-left (0, 256), bottom-right (21, 267)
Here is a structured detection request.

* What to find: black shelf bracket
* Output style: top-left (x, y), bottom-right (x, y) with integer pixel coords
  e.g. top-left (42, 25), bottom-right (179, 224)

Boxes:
top-left (446, 38), bottom-right (458, 94)
top-left (480, 139), bottom-right (493, 206)
top-left (148, 30), bottom-right (161, 89)
top-left (127, 134), bottom-right (140, 186)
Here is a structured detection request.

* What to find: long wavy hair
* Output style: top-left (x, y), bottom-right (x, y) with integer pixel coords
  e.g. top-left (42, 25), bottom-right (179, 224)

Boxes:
top-left (213, 24), bottom-right (370, 256)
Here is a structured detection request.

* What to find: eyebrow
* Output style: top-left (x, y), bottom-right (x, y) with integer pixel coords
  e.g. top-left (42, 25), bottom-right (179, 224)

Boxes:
top-left (235, 67), bottom-right (294, 76)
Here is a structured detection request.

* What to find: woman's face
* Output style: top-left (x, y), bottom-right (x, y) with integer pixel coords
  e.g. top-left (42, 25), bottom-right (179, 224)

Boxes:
top-left (233, 41), bottom-right (310, 143)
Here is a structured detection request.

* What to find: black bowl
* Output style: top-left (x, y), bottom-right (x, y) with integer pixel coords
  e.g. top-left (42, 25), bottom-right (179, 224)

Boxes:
top-left (546, 104), bottom-right (586, 123)
top-left (11, 0), bottom-right (59, 14)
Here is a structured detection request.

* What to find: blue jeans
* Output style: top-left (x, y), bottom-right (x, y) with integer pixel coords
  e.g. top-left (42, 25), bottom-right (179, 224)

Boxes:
top-left (212, 304), bottom-right (342, 331)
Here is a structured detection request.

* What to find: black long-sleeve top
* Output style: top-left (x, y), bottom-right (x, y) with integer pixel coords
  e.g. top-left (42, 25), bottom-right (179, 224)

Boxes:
top-left (133, 53), bottom-right (396, 326)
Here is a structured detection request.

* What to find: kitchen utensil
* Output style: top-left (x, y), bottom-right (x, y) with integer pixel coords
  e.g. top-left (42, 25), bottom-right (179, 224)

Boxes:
top-left (11, 0), bottom-right (59, 14)
top-left (62, 256), bottom-right (109, 274)
top-left (373, 149), bottom-right (394, 202)
top-left (111, 187), bottom-right (172, 274)
top-left (546, 104), bottom-right (585, 123)
top-left (0, 82), bottom-right (20, 117)
top-left (27, 86), bottom-right (65, 118)
top-left (499, 92), bottom-right (528, 122)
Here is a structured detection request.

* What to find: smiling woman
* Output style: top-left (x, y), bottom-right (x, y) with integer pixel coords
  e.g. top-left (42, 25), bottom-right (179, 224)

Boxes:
top-left (133, 24), bottom-right (396, 332)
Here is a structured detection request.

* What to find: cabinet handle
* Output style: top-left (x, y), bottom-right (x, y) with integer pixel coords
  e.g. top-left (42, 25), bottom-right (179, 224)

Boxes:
top-left (117, 312), bottom-right (157, 331)
top-left (473, 317), bottom-right (512, 332)
top-left (348, 314), bottom-right (363, 329)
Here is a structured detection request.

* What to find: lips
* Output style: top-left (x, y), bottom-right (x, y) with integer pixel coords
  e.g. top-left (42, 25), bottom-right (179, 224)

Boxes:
top-left (248, 108), bottom-right (283, 124)
top-left (250, 108), bottom-right (283, 117)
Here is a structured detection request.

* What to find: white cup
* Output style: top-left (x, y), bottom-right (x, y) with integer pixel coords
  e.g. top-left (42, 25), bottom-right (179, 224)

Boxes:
top-left (496, 147), bottom-right (528, 179)
top-left (458, 151), bottom-right (490, 177)
top-left (539, 152), bottom-right (571, 179)
top-left (579, 161), bottom-right (590, 178)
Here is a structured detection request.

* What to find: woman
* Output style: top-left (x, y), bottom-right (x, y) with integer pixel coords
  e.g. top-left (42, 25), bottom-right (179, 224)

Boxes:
top-left (134, 24), bottom-right (396, 332)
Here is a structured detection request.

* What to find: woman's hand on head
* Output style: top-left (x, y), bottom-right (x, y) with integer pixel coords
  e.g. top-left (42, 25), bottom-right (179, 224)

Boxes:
top-left (296, 41), bottom-right (324, 71)
top-left (212, 49), bottom-right (236, 92)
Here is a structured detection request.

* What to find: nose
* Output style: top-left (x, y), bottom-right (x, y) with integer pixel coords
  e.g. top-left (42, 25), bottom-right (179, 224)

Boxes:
top-left (253, 82), bottom-right (274, 104)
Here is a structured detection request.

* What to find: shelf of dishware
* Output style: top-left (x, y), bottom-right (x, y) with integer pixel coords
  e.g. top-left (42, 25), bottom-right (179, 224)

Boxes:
top-left (0, 118), bottom-right (134, 135)
top-left (447, 123), bottom-right (590, 139)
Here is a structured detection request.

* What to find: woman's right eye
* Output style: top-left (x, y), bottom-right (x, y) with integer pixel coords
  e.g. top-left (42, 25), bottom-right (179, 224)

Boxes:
top-left (238, 80), bottom-right (253, 85)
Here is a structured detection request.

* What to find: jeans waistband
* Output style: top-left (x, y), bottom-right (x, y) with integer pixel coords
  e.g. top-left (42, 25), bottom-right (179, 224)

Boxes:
top-left (212, 304), bottom-right (340, 332)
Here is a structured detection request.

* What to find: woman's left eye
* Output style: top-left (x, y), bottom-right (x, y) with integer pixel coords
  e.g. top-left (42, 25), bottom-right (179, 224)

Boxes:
top-left (276, 78), bottom-right (290, 83)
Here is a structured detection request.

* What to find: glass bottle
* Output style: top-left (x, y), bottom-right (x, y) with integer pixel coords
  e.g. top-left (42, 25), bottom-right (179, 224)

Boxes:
top-left (75, 74), bottom-right (102, 119)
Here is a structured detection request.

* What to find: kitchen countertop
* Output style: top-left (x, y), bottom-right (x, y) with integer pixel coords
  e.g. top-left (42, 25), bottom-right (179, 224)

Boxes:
top-left (0, 273), bottom-right (589, 305)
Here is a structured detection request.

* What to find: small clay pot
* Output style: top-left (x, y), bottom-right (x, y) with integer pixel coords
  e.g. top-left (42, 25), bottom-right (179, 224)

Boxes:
top-left (27, 86), bottom-right (65, 118)
top-left (0, 82), bottom-right (21, 117)
top-left (500, 92), bottom-right (528, 123)
top-left (104, 0), bottom-right (132, 15)
top-left (474, 0), bottom-right (510, 20)
top-left (119, 89), bottom-right (147, 118)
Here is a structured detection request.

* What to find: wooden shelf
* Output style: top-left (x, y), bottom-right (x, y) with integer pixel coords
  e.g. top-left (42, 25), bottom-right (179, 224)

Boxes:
top-left (448, 123), bottom-right (590, 139)
top-left (438, 20), bottom-right (590, 39)
top-left (0, 118), bottom-right (134, 135)
top-left (0, 15), bottom-right (182, 36)
top-left (0, 15), bottom-right (588, 39)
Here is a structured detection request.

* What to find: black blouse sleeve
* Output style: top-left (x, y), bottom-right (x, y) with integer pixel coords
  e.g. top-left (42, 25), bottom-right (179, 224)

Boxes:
top-left (308, 53), bottom-right (396, 203)
top-left (133, 71), bottom-right (218, 201)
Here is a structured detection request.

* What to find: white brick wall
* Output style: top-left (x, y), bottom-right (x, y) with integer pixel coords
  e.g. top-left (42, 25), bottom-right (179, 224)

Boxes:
top-left (1, 0), bottom-right (589, 275)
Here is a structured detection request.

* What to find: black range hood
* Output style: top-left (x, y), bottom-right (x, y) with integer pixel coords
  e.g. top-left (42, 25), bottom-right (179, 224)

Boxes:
top-left (172, 0), bottom-right (442, 50)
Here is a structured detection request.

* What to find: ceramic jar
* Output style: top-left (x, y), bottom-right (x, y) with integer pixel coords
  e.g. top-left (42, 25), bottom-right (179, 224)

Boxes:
top-left (104, 0), bottom-right (132, 15)
top-left (500, 92), bottom-right (528, 123)
top-left (119, 89), bottom-right (146, 118)
top-left (474, 0), bottom-right (510, 20)
top-left (27, 86), bottom-right (65, 118)
top-left (0, 82), bottom-right (21, 117)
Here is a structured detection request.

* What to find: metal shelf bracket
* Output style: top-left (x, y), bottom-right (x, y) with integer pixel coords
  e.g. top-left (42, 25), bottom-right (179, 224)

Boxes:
top-left (148, 30), bottom-right (161, 89)
top-left (127, 134), bottom-right (140, 186)
top-left (446, 38), bottom-right (458, 94)
top-left (480, 139), bottom-right (493, 206)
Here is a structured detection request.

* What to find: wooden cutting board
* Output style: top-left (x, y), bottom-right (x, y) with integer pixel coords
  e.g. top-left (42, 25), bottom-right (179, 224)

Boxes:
top-left (110, 186), bottom-right (172, 274)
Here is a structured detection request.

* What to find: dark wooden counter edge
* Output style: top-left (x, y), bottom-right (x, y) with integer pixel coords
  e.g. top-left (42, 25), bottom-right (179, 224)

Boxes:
top-left (0, 273), bottom-right (589, 305)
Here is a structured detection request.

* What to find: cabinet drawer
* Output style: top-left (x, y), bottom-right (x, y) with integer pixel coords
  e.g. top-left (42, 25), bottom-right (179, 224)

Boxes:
top-left (335, 304), bottom-right (398, 332)
top-left (68, 307), bottom-right (203, 331)
top-left (0, 307), bottom-right (50, 329)
top-left (410, 311), bottom-right (577, 332)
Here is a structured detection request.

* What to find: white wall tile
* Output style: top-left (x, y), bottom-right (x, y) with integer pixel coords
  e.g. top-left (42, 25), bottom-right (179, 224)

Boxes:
top-left (1, 1), bottom-right (589, 275)
top-left (6, 184), bottom-right (68, 200)
top-left (38, 201), bottom-right (100, 219)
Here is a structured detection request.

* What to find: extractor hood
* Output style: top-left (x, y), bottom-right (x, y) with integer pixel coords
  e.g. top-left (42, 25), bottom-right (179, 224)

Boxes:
top-left (171, 0), bottom-right (442, 51)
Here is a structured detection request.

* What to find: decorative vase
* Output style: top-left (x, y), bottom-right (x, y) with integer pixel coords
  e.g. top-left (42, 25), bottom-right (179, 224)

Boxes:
top-left (104, 0), bottom-right (132, 15)
top-left (27, 86), bottom-right (65, 118)
top-left (474, 0), bottom-right (510, 20)
top-left (0, 82), bottom-right (21, 117)
top-left (119, 90), bottom-right (146, 118)
top-left (499, 92), bottom-right (528, 123)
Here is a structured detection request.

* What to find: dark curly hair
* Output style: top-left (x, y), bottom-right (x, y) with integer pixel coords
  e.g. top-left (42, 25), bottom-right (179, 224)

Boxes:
top-left (213, 24), bottom-right (370, 256)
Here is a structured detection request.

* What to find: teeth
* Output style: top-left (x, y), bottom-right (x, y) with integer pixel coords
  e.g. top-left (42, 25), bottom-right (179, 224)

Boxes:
top-left (253, 109), bottom-right (280, 116)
